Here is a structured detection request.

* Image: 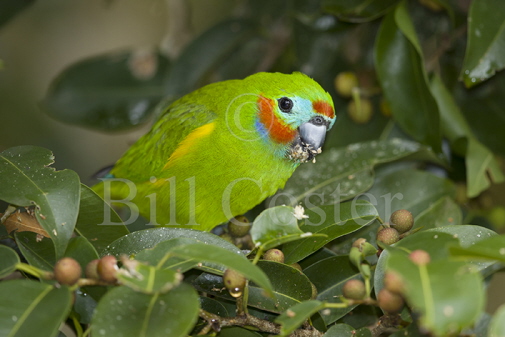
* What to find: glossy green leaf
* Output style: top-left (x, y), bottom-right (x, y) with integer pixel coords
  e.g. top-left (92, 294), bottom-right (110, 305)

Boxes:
top-left (74, 184), bottom-right (129, 254)
top-left (163, 19), bottom-right (255, 99)
top-left (323, 324), bottom-right (355, 337)
top-left (64, 236), bottom-right (99, 276)
top-left (216, 327), bottom-right (263, 337)
top-left (74, 289), bottom-right (97, 324)
top-left (375, 3), bottom-right (441, 152)
top-left (449, 234), bottom-right (505, 263)
top-left (0, 280), bottom-right (72, 337)
top-left (0, 0), bottom-right (35, 28)
top-left (42, 49), bottom-right (170, 131)
top-left (199, 296), bottom-right (230, 317)
top-left (0, 244), bottom-right (20, 278)
top-left (358, 168), bottom-right (456, 221)
top-left (387, 252), bottom-right (484, 336)
top-left (298, 248), bottom-right (337, 270)
top-left (168, 243), bottom-right (273, 296)
top-left (102, 228), bottom-right (242, 274)
top-left (251, 206), bottom-right (326, 251)
top-left (282, 200), bottom-right (379, 264)
top-left (273, 139), bottom-right (441, 207)
top-left (102, 227), bottom-right (241, 257)
top-left (460, 0), bottom-right (505, 87)
top-left (194, 261), bottom-right (312, 313)
top-left (322, 0), bottom-right (399, 23)
top-left (135, 238), bottom-right (200, 273)
top-left (489, 305), bottom-right (505, 337)
top-left (0, 146), bottom-right (80, 258)
top-left (414, 196), bottom-right (462, 230)
top-left (248, 260), bottom-right (312, 312)
top-left (276, 300), bottom-right (325, 336)
top-left (458, 74), bottom-right (505, 156)
top-left (117, 262), bottom-right (181, 294)
top-left (15, 231), bottom-right (56, 271)
top-left (425, 225), bottom-right (496, 248)
top-left (430, 74), bottom-right (503, 197)
top-left (91, 283), bottom-right (199, 337)
top-left (355, 328), bottom-right (373, 337)
top-left (375, 225), bottom-right (496, 294)
top-left (304, 256), bottom-right (361, 325)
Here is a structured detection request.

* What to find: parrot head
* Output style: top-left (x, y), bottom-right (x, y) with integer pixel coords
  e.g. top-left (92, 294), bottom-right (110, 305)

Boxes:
top-left (245, 72), bottom-right (336, 163)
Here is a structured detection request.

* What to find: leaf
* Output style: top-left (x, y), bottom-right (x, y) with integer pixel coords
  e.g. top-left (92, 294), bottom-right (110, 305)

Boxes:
top-left (425, 225), bottom-right (496, 249)
top-left (217, 327), bottom-right (263, 337)
top-left (276, 300), bottom-right (325, 336)
top-left (3, 211), bottom-right (49, 237)
top-left (430, 74), bottom-right (503, 197)
top-left (102, 228), bottom-right (242, 273)
top-left (91, 283), bottom-right (199, 337)
top-left (0, 244), bottom-right (20, 278)
top-left (250, 206), bottom-right (326, 251)
top-left (117, 262), bottom-right (181, 294)
top-left (168, 243), bottom-right (273, 296)
top-left (15, 231), bottom-right (56, 271)
top-left (322, 0), bottom-right (399, 23)
top-left (163, 19), bottom-right (256, 99)
top-left (375, 226), bottom-right (496, 294)
top-left (358, 168), bottom-right (456, 222)
top-left (199, 296), bottom-right (230, 317)
top-left (489, 304), bottom-right (505, 337)
top-left (102, 227), bottom-right (241, 257)
top-left (449, 234), bottom-right (505, 263)
top-left (460, 0), bottom-right (505, 87)
top-left (298, 248), bottom-right (337, 270)
top-left (0, 146), bottom-right (80, 258)
top-left (282, 200), bottom-right (379, 264)
top-left (42, 49), bottom-right (170, 131)
top-left (387, 252), bottom-right (484, 336)
top-left (304, 256), bottom-right (361, 325)
top-left (193, 260), bottom-right (312, 313)
top-left (74, 289), bottom-right (97, 324)
top-left (272, 139), bottom-right (441, 207)
top-left (0, 0), bottom-right (35, 28)
top-left (135, 238), bottom-right (200, 273)
top-left (74, 184), bottom-right (129, 254)
top-left (375, 3), bottom-right (441, 152)
top-left (0, 280), bottom-right (72, 337)
top-left (414, 196), bottom-right (462, 230)
top-left (323, 324), bottom-right (356, 337)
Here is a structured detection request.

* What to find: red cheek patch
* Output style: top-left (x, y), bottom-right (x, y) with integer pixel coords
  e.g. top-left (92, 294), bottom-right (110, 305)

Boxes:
top-left (313, 100), bottom-right (335, 119)
top-left (258, 95), bottom-right (297, 144)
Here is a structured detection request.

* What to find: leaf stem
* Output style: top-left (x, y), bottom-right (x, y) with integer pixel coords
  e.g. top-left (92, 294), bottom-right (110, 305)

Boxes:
top-left (15, 263), bottom-right (53, 280)
top-left (251, 246), bottom-right (264, 265)
top-left (70, 312), bottom-right (84, 337)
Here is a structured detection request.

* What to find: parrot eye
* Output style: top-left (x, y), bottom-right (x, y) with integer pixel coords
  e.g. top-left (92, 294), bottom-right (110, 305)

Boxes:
top-left (278, 97), bottom-right (293, 113)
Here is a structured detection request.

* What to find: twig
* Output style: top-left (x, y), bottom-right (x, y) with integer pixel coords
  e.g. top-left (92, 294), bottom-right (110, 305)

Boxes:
top-left (369, 314), bottom-right (408, 337)
top-left (198, 309), bottom-right (325, 336)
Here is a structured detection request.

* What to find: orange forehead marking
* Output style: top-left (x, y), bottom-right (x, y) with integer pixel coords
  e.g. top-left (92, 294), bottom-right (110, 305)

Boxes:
top-left (258, 96), bottom-right (297, 144)
top-left (313, 100), bottom-right (335, 119)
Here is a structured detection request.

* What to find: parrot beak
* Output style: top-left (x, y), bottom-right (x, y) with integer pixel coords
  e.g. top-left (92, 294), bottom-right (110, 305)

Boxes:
top-left (299, 117), bottom-right (327, 151)
top-left (288, 116), bottom-right (329, 163)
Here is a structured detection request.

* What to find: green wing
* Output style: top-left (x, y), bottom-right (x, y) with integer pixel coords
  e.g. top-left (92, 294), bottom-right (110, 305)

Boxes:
top-left (110, 99), bottom-right (217, 182)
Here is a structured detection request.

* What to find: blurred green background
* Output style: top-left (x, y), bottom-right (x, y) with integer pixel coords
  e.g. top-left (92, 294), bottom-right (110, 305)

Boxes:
top-left (0, 0), bottom-right (235, 184)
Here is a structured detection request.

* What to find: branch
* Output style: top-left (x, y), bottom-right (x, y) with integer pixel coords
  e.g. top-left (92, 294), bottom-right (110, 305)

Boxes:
top-left (198, 309), bottom-right (324, 337)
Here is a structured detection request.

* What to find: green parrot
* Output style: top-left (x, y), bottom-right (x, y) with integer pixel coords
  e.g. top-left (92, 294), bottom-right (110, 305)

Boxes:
top-left (93, 72), bottom-right (336, 231)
